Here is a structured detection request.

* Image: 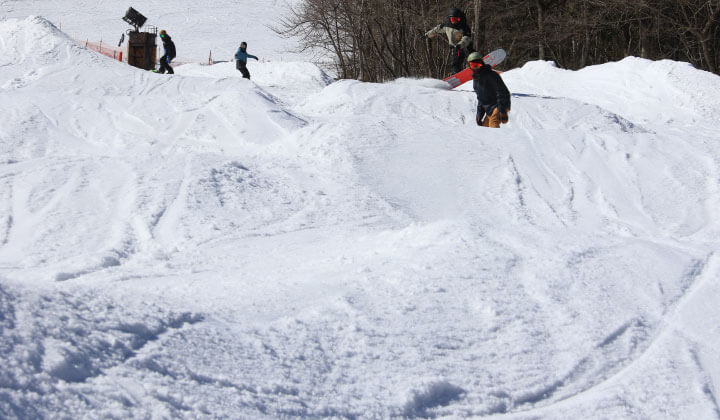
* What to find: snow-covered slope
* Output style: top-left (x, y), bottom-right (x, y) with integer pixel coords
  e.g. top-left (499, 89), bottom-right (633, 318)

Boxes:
top-left (1, 13), bottom-right (720, 420)
top-left (498, 58), bottom-right (720, 129)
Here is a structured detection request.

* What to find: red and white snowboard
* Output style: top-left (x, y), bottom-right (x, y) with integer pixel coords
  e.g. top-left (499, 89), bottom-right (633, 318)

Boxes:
top-left (443, 48), bottom-right (506, 89)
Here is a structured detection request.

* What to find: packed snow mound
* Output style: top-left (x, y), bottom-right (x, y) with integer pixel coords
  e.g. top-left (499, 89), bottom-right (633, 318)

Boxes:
top-left (0, 16), bottom-right (312, 272)
top-left (178, 61), bottom-right (332, 88)
top-left (302, 77), bottom-right (644, 133)
top-left (0, 16), bottom-right (305, 159)
top-left (301, 78), bottom-right (475, 125)
top-left (175, 60), bottom-right (333, 106)
top-left (501, 57), bottom-right (720, 126)
top-left (0, 16), bottom-right (112, 77)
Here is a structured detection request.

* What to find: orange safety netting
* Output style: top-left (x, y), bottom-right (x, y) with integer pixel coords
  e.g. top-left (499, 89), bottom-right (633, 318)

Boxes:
top-left (80, 38), bottom-right (209, 66)
top-left (82, 39), bottom-right (124, 61)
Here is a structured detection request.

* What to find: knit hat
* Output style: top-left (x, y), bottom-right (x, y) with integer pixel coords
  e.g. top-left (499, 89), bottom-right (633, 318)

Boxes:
top-left (467, 52), bottom-right (485, 63)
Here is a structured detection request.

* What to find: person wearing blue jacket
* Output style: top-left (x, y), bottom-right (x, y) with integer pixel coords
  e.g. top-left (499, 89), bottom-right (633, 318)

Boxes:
top-left (234, 42), bottom-right (258, 79)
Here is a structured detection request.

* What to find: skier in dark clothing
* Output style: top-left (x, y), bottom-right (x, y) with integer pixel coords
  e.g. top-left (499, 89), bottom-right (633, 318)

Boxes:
top-left (424, 7), bottom-right (474, 74)
top-left (158, 30), bottom-right (176, 74)
top-left (234, 42), bottom-right (259, 79)
top-left (468, 52), bottom-right (511, 128)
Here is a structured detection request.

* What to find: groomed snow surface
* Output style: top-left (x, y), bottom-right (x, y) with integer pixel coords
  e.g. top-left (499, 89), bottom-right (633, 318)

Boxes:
top-left (2, 15), bottom-right (720, 420)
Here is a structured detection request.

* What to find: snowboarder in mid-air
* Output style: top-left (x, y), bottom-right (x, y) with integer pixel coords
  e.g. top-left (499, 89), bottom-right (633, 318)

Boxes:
top-left (468, 52), bottom-right (510, 128)
top-left (424, 7), bottom-right (474, 74)
top-left (235, 42), bottom-right (259, 79)
top-left (158, 30), bottom-right (176, 74)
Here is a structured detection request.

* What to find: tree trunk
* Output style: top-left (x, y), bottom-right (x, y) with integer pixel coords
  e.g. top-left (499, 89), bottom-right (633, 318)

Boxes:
top-left (473, 0), bottom-right (483, 51)
top-left (581, 0), bottom-right (589, 67)
top-left (536, 0), bottom-right (545, 60)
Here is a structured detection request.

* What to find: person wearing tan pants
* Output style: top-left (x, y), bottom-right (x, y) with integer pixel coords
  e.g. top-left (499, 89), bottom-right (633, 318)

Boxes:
top-left (468, 52), bottom-right (511, 128)
top-left (481, 108), bottom-right (505, 128)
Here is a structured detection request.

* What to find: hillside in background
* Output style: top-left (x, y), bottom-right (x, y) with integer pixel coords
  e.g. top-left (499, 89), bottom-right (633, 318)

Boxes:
top-left (1, 8), bottom-right (720, 420)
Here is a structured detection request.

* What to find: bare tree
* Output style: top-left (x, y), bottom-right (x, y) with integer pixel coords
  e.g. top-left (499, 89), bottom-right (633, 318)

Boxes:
top-left (274, 0), bottom-right (720, 81)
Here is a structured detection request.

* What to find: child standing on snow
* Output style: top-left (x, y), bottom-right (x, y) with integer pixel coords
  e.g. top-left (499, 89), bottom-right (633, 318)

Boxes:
top-left (234, 42), bottom-right (259, 79)
top-left (468, 52), bottom-right (510, 128)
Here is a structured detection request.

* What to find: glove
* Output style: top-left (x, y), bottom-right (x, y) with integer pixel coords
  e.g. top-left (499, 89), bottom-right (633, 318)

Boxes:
top-left (498, 108), bottom-right (510, 124)
top-left (499, 112), bottom-right (509, 124)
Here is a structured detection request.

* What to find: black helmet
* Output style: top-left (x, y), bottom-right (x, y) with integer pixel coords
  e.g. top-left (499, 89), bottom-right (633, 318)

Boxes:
top-left (449, 8), bottom-right (463, 18)
top-left (240, 42), bottom-right (247, 49)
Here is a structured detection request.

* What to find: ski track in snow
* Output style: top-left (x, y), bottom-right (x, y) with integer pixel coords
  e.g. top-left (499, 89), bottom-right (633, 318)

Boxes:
top-left (2, 14), bottom-right (720, 420)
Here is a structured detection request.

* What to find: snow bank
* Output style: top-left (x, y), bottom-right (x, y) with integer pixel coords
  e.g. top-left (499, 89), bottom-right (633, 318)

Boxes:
top-left (501, 58), bottom-right (720, 126)
top-left (176, 60), bottom-right (333, 106)
top-left (0, 16), bottom-right (100, 68)
top-left (177, 61), bottom-right (332, 88)
top-left (301, 78), bottom-right (475, 125)
top-left (302, 75), bottom-right (647, 135)
top-left (0, 16), bottom-right (312, 277)
top-left (0, 16), bottom-right (305, 154)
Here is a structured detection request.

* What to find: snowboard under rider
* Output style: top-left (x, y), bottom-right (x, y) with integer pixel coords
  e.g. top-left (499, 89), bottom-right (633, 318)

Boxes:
top-left (424, 7), bottom-right (474, 74)
top-left (235, 42), bottom-right (259, 79)
top-left (158, 30), bottom-right (176, 74)
top-left (468, 52), bottom-right (511, 128)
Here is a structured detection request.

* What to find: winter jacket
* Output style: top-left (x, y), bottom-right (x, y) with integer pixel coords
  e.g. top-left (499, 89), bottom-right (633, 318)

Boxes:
top-left (235, 48), bottom-right (258, 64)
top-left (161, 35), bottom-right (176, 60)
top-left (425, 15), bottom-right (473, 51)
top-left (472, 63), bottom-right (511, 117)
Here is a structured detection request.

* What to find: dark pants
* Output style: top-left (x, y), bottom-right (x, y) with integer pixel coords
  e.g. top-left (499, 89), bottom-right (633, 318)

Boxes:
top-left (236, 60), bottom-right (250, 79)
top-left (158, 56), bottom-right (174, 74)
top-left (451, 46), bottom-right (473, 74)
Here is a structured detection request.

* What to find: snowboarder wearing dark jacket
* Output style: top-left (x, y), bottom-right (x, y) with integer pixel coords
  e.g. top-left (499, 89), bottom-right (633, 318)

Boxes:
top-left (468, 52), bottom-right (510, 128)
top-left (424, 7), bottom-right (474, 74)
top-left (158, 30), bottom-right (176, 74)
top-left (234, 42), bottom-right (259, 79)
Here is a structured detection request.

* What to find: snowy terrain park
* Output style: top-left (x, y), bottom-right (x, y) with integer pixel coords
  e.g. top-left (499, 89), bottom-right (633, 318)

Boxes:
top-left (2, 1), bottom-right (720, 419)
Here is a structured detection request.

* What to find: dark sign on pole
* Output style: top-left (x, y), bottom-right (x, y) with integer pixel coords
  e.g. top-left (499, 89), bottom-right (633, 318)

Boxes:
top-left (122, 7), bottom-right (156, 70)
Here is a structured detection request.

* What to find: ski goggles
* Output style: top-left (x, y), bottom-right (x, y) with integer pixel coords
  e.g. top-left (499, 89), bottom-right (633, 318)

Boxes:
top-left (450, 17), bottom-right (461, 24)
top-left (469, 61), bottom-right (484, 69)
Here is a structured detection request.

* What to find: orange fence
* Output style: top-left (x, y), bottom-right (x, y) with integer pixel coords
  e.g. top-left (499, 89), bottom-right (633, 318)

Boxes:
top-left (79, 36), bottom-right (223, 67)
top-left (83, 39), bottom-right (124, 62)
top-left (80, 38), bottom-right (210, 66)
